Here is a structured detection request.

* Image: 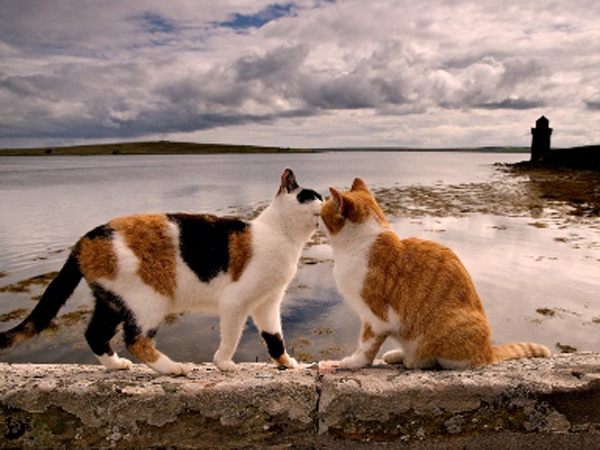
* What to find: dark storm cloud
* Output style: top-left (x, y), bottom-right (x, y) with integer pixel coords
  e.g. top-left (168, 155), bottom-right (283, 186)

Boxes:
top-left (476, 99), bottom-right (545, 110)
top-left (586, 100), bottom-right (600, 111)
top-left (234, 44), bottom-right (308, 83)
top-left (499, 58), bottom-right (545, 88)
top-left (0, 41), bottom-right (569, 140)
top-left (0, 44), bottom-right (317, 139)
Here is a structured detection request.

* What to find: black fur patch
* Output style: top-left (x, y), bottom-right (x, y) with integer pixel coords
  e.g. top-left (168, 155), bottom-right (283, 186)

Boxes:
top-left (296, 189), bottom-right (323, 204)
top-left (84, 224), bottom-right (114, 241)
top-left (261, 331), bottom-right (285, 360)
top-left (86, 284), bottom-right (125, 356)
top-left (88, 283), bottom-right (149, 349)
top-left (167, 214), bottom-right (250, 283)
top-left (30, 254), bottom-right (83, 333)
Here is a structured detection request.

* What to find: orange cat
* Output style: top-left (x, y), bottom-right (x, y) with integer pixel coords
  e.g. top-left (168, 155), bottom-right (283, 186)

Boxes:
top-left (320, 178), bottom-right (551, 370)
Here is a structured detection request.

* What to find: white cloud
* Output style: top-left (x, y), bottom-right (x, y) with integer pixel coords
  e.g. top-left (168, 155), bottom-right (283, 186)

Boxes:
top-left (1, 0), bottom-right (600, 148)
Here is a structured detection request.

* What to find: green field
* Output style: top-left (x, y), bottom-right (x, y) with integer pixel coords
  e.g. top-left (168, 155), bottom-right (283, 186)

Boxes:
top-left (0, 141), bottom-right (314, 156)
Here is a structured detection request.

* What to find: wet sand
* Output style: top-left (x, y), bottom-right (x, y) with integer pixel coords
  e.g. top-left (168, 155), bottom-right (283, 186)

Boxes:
top-left (374, 164), bottom-right (600, 222)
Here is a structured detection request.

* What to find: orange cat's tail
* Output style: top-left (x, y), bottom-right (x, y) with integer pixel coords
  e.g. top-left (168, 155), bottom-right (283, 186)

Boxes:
top-left (491, 342), bottom-right (551, 363)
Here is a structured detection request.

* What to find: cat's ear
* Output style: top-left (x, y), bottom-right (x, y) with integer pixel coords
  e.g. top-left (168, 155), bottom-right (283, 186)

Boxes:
top-left (278, 168), bottom-right (300, 195)
top-left (329, 188), bottom-right (353, 217)
top-left (351, 178), bottom-right (370, 193)
top-left (329, 188), bottom-right (343, 213)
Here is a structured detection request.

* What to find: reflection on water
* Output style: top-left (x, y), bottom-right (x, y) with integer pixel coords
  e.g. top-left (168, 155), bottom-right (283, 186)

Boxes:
top-left (0, 152), bottom-right (598, 366)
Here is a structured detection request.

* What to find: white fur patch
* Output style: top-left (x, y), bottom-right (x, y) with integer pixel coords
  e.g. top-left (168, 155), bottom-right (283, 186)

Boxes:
top-left (97, 353), bottom-right (133, 371)
top-left (339, 353), bottom-right (371, 369)
top-left (382, 349), bottom-right (405, 364)
top-left (329, 218), bottom-right (392, 331)
top-left (99, 232), bottom-right (169, 333)
top-left (147, 354), bottom-right (189, 376)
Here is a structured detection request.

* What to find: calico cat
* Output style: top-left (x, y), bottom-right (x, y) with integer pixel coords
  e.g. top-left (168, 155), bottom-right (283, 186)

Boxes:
top-left (0, 169), bottom-right (322, 376)
top-left (320, 178), bottom-right (551, 370)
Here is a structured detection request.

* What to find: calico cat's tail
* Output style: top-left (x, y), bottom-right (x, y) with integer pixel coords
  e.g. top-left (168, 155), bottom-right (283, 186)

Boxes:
top-left (491, 342), bottom-right (551, 363)
top-left (0, 253), bottom-right (82, 350)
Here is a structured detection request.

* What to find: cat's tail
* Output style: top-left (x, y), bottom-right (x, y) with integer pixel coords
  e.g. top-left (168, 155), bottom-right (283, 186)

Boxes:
top-left (0, 252), bottom-right (82, 350)
top-left (491, 342), bottom-right (551, 363)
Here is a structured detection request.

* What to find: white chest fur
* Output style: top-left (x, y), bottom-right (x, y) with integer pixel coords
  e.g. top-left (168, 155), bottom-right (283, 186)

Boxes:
top-left (245, 220), bottom-right (303, 290)
top-left (329, 219), bottom-right (391, 332)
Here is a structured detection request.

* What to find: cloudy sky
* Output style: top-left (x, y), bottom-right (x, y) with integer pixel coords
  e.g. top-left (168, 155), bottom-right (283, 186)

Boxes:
top-left (1, 0), bottom-right (600, 149)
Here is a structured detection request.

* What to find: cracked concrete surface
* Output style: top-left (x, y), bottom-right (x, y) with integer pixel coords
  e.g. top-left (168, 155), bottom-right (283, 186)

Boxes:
top-left (1, 353), bottom-right (599, 448)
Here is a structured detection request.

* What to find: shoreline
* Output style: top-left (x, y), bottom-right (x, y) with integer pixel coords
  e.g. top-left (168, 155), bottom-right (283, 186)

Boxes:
top-left (0, 140), bottom-right (529, 156)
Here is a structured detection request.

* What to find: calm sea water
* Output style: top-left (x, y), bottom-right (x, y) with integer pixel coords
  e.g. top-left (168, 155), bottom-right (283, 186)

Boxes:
top-left (0, 152), bottom-right (598, 365)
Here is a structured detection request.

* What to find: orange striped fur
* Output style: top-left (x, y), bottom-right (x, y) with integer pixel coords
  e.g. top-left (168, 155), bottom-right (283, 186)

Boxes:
top-left (321, 178), bottom-right (551, 370)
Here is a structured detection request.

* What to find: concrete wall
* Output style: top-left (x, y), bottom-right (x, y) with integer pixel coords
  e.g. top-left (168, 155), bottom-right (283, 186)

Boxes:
top-left (1, 353), bottom-right (599, 448)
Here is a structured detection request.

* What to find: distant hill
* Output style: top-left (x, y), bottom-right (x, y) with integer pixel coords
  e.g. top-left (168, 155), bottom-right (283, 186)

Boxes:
top-left (0, 139), bottom-right (542, 157)
top-left (0, 141), bottom-right (314, 156)
top-left (0, 141), bottom-right (535, 156)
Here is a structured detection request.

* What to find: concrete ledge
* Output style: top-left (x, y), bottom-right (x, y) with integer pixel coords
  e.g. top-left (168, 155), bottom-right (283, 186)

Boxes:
top-left (1, 353), bottom-right (599, 448)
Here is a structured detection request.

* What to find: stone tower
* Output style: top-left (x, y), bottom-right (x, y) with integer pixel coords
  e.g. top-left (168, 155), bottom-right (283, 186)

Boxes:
top-left (531, 116), bottom-right (552, 163)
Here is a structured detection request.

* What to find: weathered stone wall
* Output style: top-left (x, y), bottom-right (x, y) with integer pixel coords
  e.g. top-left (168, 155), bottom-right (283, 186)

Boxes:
top-left (1, 353), bottom-right (599, 448)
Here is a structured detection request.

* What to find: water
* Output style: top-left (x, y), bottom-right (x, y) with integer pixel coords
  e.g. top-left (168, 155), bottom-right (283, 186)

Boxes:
top-left (0, 152), bottom-right (598, 365)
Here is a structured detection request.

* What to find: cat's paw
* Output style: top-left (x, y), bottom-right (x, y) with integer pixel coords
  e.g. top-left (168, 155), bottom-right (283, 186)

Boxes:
top-left (383, 349), bottom-right (405, 364)
top-left (152, 362), bottom-right (189, 377)
top-left (277, 354), bottom-right (298, 369)
top-left (148, 356), bottom-right (190, 377)
top-left (215, 359), bottom-right (238, 372)
top-left (167, 363), bottom-right (190, 377)
top-left (114, 357), bottom-right (134, 370)
top-left (98, 354), bottom-right (133, 371)
top-left (338, 355), bottom-right (369, 370)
